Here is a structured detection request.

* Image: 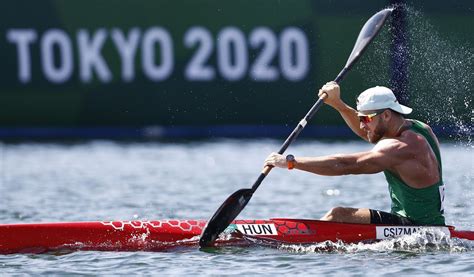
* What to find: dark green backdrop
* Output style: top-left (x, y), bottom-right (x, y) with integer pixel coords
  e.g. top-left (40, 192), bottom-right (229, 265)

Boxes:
top-left (0, 1), bottom-right (472, 138)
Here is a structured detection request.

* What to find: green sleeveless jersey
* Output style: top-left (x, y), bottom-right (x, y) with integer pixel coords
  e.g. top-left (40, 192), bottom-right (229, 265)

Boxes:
top-left (383, 119), bottom-right (445, 225)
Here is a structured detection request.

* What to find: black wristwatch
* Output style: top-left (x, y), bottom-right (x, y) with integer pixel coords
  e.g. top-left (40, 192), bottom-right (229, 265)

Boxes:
top-left (286, 154), bottom-right (295, 170)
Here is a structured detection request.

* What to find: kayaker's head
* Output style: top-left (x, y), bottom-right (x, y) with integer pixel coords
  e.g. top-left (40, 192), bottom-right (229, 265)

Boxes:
top-left (356, 86), bottom-right (412, 143)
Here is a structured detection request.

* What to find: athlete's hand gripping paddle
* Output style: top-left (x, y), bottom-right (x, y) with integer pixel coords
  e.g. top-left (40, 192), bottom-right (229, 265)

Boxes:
top-left (199, 8), bottom-right (394, 247)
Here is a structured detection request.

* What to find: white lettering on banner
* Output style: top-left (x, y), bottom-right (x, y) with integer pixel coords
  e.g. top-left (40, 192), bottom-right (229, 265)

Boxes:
top-left (141, 27), bottom-right (174, 81)
top-left (184, 27), bottom-right (215, 81)
top-left (41, 29), bottom-right (73, 83)
top-left (6, 26), bottom-right (309, 84)
top-left (249, 27), bottom-right (279, 81)
top-left (111, 28), bottom-right (141, 82)
top-left (279, 27), bottom-right (309, 81)
top-left (236, 224), bottom-right (278, 236)
top-left (6, 29), bottom-right (37, 83)
top-left (77, 29), bottom-right (112, 83)
top-left (375, 226), bottom-right (450, 239)
top-left (217, 27), bottom-right (248, 81)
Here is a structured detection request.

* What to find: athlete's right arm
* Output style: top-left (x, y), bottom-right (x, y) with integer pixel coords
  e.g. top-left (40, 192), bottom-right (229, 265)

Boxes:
top-left (318, 82), bottom-right (368, 141)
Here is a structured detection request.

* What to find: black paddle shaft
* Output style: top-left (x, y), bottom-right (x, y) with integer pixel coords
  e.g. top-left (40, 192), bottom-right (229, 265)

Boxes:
top-left (199, 8), bottom-right (393, 248)
top-left (250, 66), bottom-right (351, 192)
top-left (199, 65), bottom-right (353, 247)
top-left (199, 67), bottom-right (350, 247)
top-left (250, 3), bottom-right (395, 191)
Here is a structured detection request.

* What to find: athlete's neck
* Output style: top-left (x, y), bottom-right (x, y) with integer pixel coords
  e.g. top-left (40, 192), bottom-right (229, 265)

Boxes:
top-left (394, 119), bottom-right (406, 136)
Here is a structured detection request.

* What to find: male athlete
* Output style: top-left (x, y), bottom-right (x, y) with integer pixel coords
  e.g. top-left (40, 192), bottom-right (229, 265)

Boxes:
top-left (264, 82), bottom-right (445, 226)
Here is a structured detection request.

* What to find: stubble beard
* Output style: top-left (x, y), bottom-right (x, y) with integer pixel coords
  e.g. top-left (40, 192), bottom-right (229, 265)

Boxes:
top-left (367, 122), bottom-right (387, 143)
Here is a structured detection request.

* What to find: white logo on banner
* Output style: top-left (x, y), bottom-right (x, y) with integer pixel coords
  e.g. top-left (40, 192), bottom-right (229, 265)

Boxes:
top-left (6, 26), bottom-right (309, 84)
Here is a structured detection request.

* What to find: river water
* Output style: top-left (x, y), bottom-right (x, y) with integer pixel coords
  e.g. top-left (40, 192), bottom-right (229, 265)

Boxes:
top-left (0, 139), bottom-right (473, 275)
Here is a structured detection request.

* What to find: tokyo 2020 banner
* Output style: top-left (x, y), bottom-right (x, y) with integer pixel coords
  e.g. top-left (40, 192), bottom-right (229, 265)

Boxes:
top-left (0, 1), bottom-right (471, 138)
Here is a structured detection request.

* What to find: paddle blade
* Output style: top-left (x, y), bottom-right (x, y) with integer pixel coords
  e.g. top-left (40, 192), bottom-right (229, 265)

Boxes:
top-left (199, 189), bottom-right (253, 247)
top-left (345, 8), bottom-right (393, 69)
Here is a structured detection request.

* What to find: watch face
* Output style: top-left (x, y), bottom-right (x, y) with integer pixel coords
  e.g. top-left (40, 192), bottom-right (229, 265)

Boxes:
top-left (286, 154), bottom-right (295, 161)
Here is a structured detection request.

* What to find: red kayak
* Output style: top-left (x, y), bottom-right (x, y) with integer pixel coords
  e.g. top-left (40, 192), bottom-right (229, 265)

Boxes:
top-left (1, 218), bottom-right (473, 254)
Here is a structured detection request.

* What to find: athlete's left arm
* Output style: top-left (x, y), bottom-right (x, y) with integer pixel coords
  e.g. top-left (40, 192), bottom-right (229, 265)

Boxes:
top-left (294, 140), bottom-right (407, 176)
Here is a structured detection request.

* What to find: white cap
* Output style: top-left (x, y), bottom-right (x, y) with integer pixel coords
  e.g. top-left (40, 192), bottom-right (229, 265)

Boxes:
top-left (356, 86), bottom-right (412, 115)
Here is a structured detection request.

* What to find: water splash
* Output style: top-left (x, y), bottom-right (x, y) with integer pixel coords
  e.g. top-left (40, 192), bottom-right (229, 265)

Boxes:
top-left (404, 6), bottom-right (472, 144)
top-left (360, 5), bottom-right (473, 145)
top-left (277, 228), bottom-right (474, 254)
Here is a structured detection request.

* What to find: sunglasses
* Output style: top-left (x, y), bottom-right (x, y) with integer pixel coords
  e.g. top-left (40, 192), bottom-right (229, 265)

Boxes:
top-left (358, 110), bottom-right (385, 124)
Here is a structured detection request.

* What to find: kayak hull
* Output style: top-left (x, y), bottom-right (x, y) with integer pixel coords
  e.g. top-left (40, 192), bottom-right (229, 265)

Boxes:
top-left (0, 218), bottom-right (472, 254)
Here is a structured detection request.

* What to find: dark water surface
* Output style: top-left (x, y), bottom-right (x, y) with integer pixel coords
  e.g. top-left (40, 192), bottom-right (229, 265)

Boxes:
top-left (0, 140), bottom-right (473, 275)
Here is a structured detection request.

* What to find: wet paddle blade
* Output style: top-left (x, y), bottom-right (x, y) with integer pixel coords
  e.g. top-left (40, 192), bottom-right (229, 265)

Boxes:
top-left (199, 189), bottom-right (253, 247)
top-left (345, 8), bottom-right (393, 69)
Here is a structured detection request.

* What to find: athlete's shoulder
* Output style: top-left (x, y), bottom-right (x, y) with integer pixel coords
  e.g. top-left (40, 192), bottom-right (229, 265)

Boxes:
top-left (407, 119), bottom-right (440, 146)
top-left (408, 119), bottom-right (436, 135)
top-left (373, 137), bottom-right (406, 153)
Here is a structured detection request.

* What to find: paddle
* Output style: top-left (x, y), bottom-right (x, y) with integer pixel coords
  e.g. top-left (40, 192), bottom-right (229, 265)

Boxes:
top-left (199, 8), bottom-right (394, 247)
